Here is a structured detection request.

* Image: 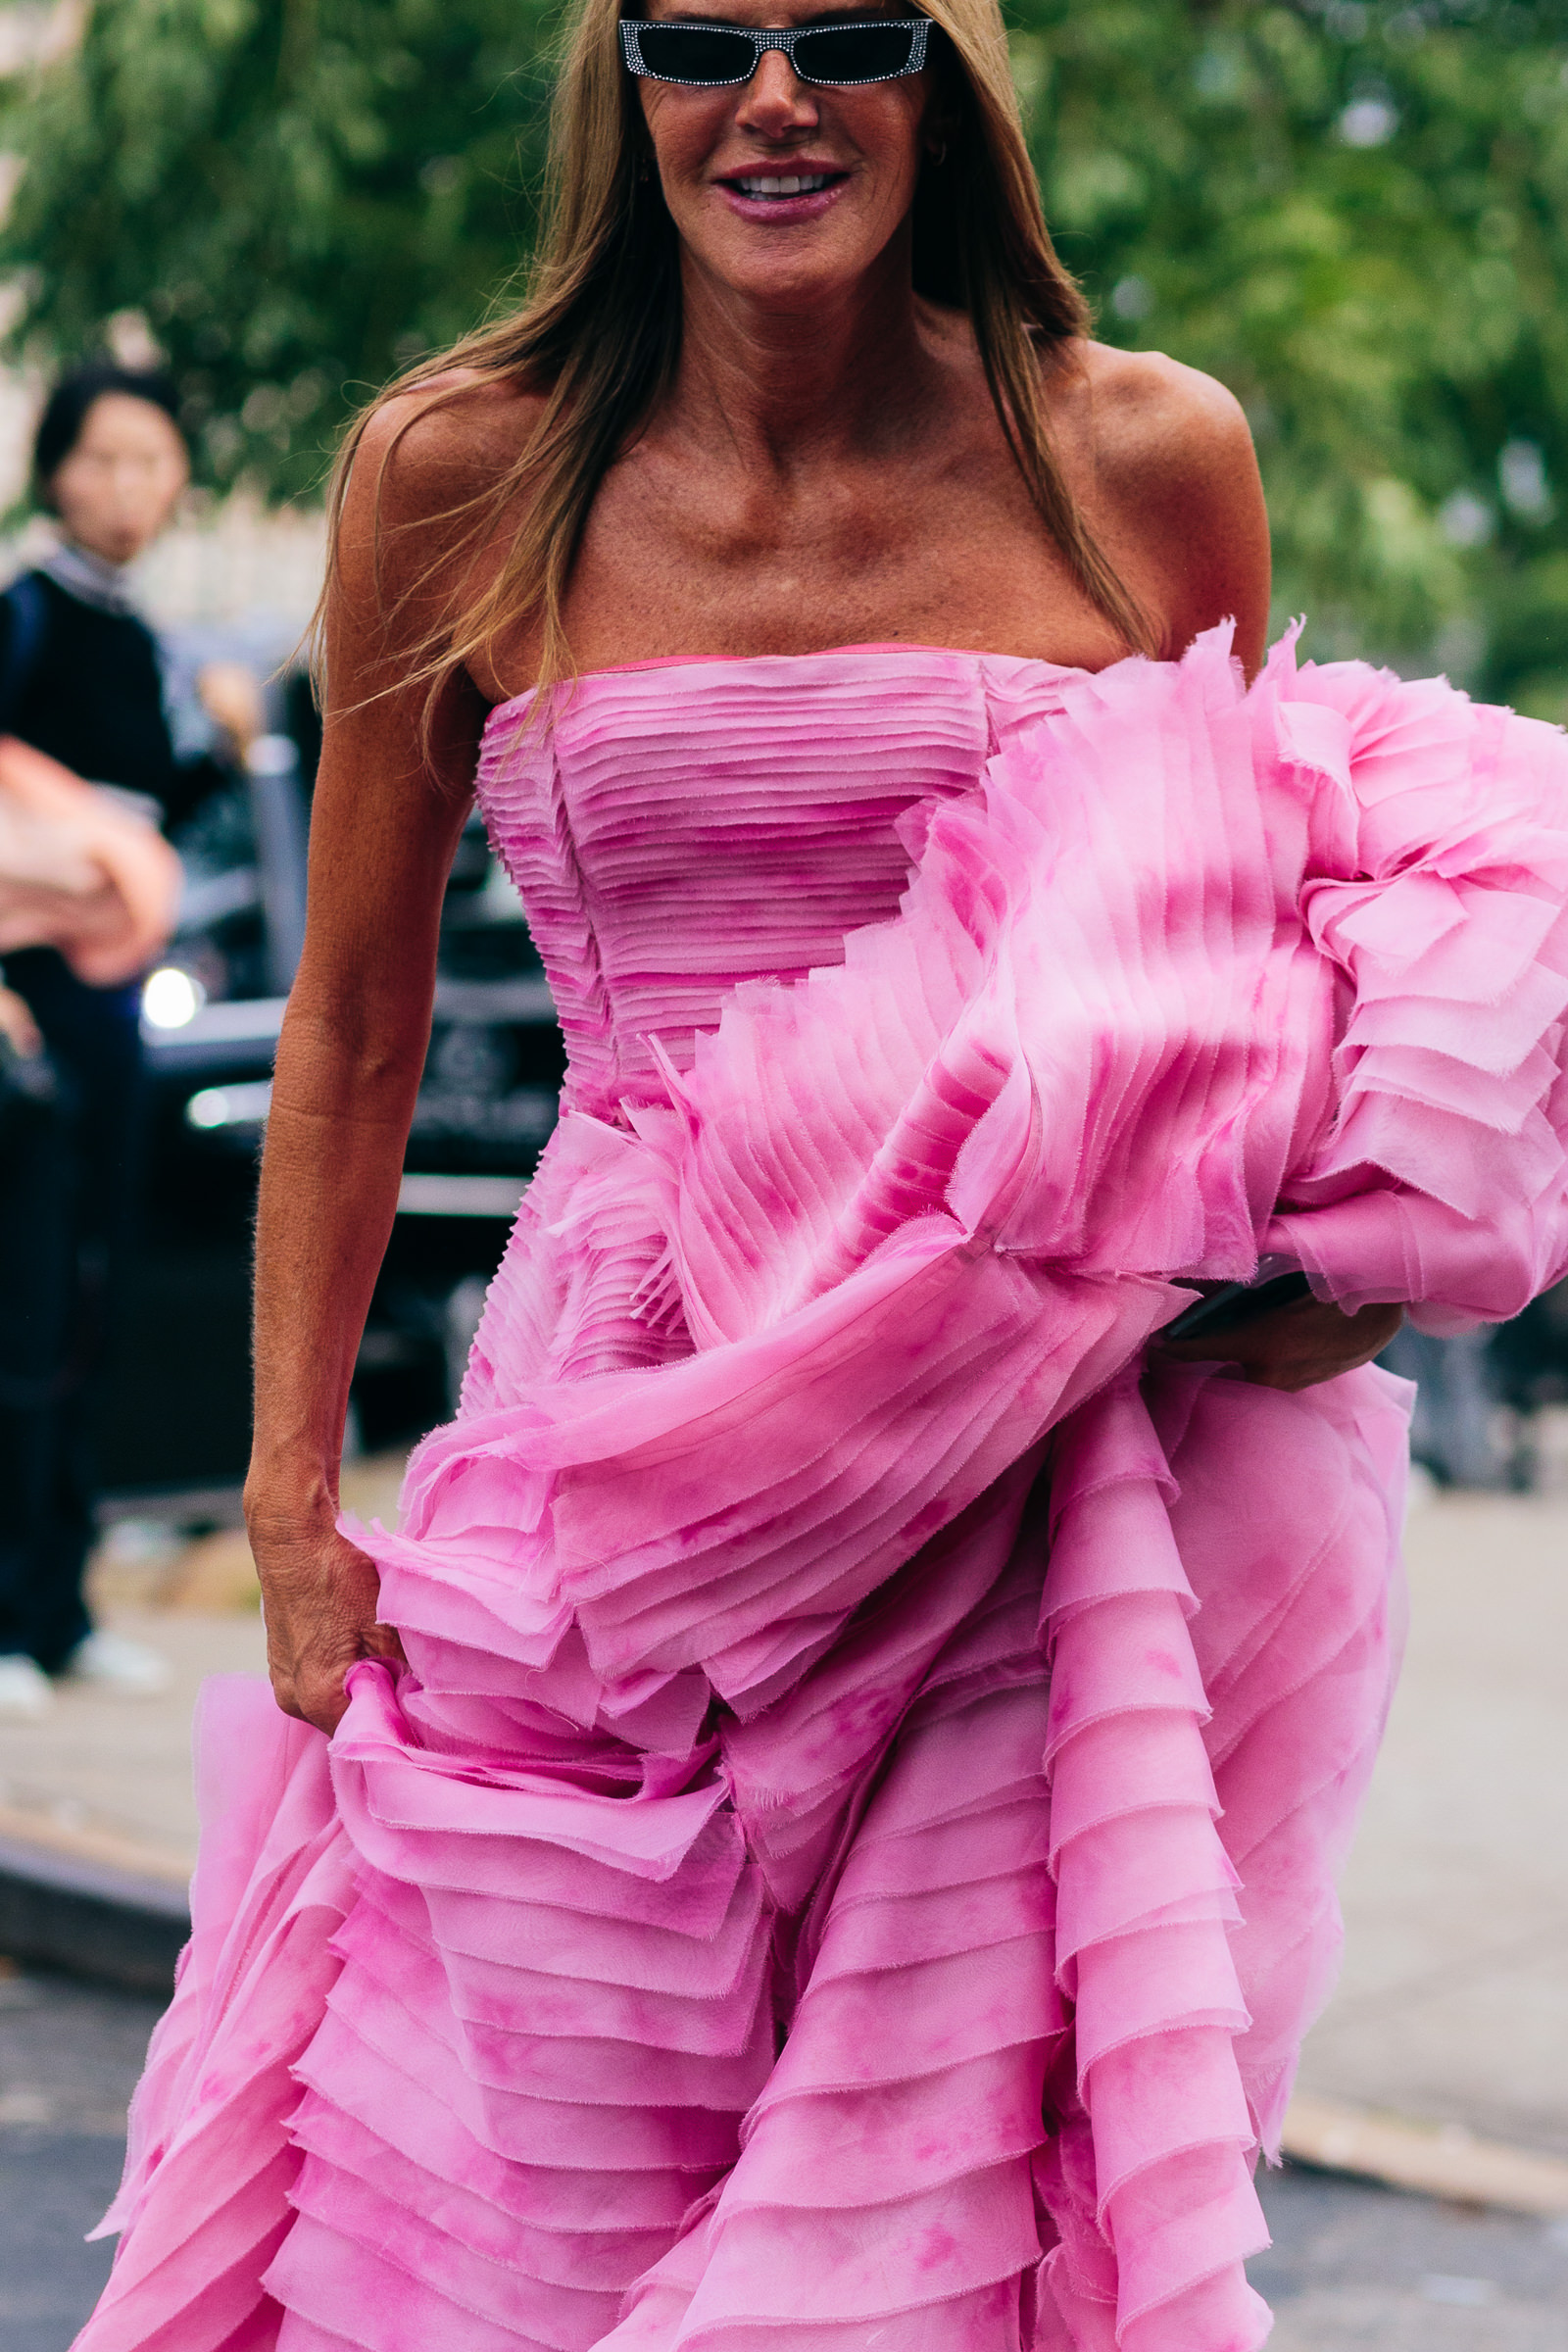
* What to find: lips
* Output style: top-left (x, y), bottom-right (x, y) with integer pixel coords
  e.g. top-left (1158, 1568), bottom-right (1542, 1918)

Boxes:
top-left (713, 165), bottom-right (851, 216)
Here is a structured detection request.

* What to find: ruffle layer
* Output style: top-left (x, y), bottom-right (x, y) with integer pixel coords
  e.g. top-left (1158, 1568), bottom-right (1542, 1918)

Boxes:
top-left (1260, 652), bottom-right (1568, 1326)
top-left (79, 1680), bottom-right (353, 2352)
top-left (77, 631), bottom-right (1568, 2352)
top-left (1032, 1360), bottom-right (1406, 2348)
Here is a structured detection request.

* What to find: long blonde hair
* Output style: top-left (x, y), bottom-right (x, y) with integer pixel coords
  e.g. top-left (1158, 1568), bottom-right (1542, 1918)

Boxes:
top-left (324, 0), bottom-right (1155, 706)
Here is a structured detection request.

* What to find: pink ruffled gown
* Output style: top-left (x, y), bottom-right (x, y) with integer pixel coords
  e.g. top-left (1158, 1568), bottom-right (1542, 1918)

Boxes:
top-left (75, 630), bottom-right (1568, 2352)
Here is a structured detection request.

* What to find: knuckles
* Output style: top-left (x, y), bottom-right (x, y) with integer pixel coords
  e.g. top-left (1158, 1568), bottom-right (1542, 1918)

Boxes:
top-left (268, 1671), bottom-right (348, 1735)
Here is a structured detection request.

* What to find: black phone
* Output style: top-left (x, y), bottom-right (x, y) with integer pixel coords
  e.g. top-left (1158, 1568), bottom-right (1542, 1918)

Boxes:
top-left (1161, 1269), bottom-right (1313, 1344)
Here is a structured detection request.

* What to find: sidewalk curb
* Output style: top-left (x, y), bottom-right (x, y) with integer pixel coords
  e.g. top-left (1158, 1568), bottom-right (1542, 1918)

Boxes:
top-left (1283, 2093), bottom-right (1568, 2218)
top-left (0, 1833), bottom-right (188, 1994)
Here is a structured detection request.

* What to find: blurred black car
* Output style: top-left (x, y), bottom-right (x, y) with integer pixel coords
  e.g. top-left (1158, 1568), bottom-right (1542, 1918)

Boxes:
top-left (98, 705), bottom-right (562, 1508)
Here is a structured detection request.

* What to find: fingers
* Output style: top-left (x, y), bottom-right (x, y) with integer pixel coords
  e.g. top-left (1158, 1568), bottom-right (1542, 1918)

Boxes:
top-left (1241, 1301), bottom-right (1405, 1390)
top-left (268, 1629), bottom-right (397, 1735)
top-left (269, 1671), bottom-right (350, 1736)
top-left (1154, 1297), bottom-right (1404, 1393)
top-left (254, 1522), bottom-right (402, 1736)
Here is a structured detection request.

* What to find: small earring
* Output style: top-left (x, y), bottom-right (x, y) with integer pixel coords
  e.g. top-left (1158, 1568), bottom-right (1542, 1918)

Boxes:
top-left (638, 158), bottom-right (651, 181)
top-left (927, 138), bottom-right (948, 167)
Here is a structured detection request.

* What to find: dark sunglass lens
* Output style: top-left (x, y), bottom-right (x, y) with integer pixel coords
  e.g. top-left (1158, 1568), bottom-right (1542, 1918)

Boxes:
top-left (635, 24), bottom-right (757, 79)
top-left (793, 23), bottom-right (917, 80)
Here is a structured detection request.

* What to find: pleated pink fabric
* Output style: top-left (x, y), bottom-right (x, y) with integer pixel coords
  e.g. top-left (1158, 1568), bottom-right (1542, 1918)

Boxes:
top-left (77, 631), bottom-right (1568, 2352)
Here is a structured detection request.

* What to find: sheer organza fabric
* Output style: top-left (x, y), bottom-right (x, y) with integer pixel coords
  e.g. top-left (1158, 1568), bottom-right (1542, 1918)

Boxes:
top-left (76, 632), bottom-right (1568, 2352)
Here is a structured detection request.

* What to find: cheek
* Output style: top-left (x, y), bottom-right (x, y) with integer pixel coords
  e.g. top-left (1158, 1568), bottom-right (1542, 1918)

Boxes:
top-left (642, 89), bottom-right (719, 191)
top-left (150, 456), bottom-right (188, 506)
top-left (49, 458), bottom-right (90, 517)
top-left (854, 93), bottom-right (925, 203)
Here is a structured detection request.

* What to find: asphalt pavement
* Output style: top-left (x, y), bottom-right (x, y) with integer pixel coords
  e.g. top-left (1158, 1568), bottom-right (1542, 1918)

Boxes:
top-left (0, 1964), bottom-right (161, 2352)
top-left (2, 1965), bottom-right (1567, 2352)
top-left (1255, 2167), bottom-right (1568, 2347)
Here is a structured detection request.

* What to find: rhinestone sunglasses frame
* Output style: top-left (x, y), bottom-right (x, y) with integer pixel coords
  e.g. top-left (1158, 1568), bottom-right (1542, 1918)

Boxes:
top-left (618, 16), bottom-right (932, 87)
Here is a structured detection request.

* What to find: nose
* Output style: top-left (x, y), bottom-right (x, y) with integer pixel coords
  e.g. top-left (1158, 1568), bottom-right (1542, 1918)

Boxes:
top-left (734, 46), bottom-right (819, 138)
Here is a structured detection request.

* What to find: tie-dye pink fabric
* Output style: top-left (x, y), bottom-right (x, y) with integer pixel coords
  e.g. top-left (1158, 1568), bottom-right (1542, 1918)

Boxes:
top-left (76, 630), bottom-right (1568, 2352)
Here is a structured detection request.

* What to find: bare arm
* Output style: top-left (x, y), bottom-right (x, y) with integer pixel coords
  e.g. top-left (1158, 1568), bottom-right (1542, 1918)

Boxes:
top-left (243, 394), bottom-right (490, 1732)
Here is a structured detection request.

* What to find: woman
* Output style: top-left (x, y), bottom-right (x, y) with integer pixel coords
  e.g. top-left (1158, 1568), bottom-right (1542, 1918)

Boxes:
top-left (0, 364), bottom-right (260, 1716)
top-left (79, 3), bottom-right (1568, 2347)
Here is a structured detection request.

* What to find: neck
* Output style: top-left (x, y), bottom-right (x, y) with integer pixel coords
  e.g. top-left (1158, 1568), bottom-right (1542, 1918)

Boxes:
top-left (43, 537), bottom-right (140, 616)
top-left (60, 535), bottom-right (129, 576)
top-left (668, 234), bottom-right (937, 471)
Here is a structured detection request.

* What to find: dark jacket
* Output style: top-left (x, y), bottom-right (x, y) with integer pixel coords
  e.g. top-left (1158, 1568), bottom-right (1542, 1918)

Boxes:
top-left (0, 567), bottom-right (227, 830)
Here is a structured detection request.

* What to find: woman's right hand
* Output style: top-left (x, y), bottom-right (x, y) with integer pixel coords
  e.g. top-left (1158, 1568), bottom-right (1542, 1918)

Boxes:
top-left (246, 1512), bottom-right (406, 1736)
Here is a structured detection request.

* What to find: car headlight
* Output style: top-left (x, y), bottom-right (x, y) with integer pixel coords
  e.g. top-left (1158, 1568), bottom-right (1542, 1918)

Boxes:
top-left (141, 966), bottom-right (206, 1030)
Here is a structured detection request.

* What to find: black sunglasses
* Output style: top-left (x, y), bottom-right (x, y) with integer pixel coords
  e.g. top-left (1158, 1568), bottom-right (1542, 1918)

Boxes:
top-left (619, 16), bottom-right (932, 87)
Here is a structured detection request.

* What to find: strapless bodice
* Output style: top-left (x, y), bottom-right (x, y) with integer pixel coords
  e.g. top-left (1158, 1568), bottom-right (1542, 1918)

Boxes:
top-left (472, 645), bottom-right (1078, 1123)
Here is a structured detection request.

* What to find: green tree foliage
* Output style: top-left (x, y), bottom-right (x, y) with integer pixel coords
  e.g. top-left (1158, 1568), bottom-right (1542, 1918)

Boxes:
top-left (6, 0), bottom-right (1568, 692)
top-left (0, 0), bottom-right (560, 498)
top-left (1015, 0), bottom-right (1568, 699)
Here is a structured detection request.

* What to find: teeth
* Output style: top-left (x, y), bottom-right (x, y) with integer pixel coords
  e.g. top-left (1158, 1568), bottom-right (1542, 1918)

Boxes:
top-left (736, 172), bottom-right (831, 197)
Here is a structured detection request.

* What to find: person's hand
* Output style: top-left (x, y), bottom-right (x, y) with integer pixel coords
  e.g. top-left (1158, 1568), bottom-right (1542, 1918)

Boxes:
top-left (1153, 1291), bottom-right (1404, 1393)
top-left (0, 986), bottom-right (40, 1057)
top-left (197, 661), bottom-right (266, 758)
top-left (0, 732), bottom-right (181, 981)
top-left (245, 1511), bottom-right (406, 1735)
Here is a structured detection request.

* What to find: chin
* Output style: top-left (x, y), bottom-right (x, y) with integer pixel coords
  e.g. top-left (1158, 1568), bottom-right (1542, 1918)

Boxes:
top-left (708, 232), bottom-right (881, 308)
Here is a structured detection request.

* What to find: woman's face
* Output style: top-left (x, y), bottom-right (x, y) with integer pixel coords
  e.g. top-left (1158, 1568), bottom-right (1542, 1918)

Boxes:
top-left (636, 1), bottom-right (936, 310)
top-left (48, 392), bottom-right (190, 566)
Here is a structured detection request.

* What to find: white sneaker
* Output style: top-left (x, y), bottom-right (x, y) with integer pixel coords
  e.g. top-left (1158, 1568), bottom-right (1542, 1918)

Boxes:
top-left (0, 1654), bottom-right (53, 1721)
top-left (65, 1631), bottom-right (173, 1696)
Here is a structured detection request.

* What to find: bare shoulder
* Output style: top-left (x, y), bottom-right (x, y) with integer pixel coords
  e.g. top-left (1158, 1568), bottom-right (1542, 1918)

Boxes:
top-left (337, 368), bottom-right (550, 571)
top-left (1073, 342), bottom-right (1253, 475)
top-left (325, 366), bottom-right (552, 721)
top-left (1054, 344), bottom-right (1271, 667)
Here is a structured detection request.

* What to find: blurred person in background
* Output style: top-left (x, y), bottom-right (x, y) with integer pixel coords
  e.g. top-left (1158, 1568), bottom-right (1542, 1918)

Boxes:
top-left (0, 363), bottom-right (263, 1721)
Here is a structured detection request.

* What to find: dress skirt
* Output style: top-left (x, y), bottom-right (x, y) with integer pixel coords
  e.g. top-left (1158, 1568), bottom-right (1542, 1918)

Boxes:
top-left (74, 630), bottom-right (1568, 2351)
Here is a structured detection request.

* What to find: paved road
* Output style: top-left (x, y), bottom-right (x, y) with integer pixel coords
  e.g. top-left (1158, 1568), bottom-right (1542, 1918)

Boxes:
top-left (1254, 2168), bottom-right (1568, 2348)
top-left (1297, 1479), bottom-right (1568, 2162)
top-left (4, 1970), bottom-right (1568, 2352)
top-left (0, 1966), bottom-right (160, 2352)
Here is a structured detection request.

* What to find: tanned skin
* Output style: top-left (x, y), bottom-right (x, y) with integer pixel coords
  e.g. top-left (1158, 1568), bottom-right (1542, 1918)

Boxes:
top-left (246, 0), bottom-right (1401, 1735)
